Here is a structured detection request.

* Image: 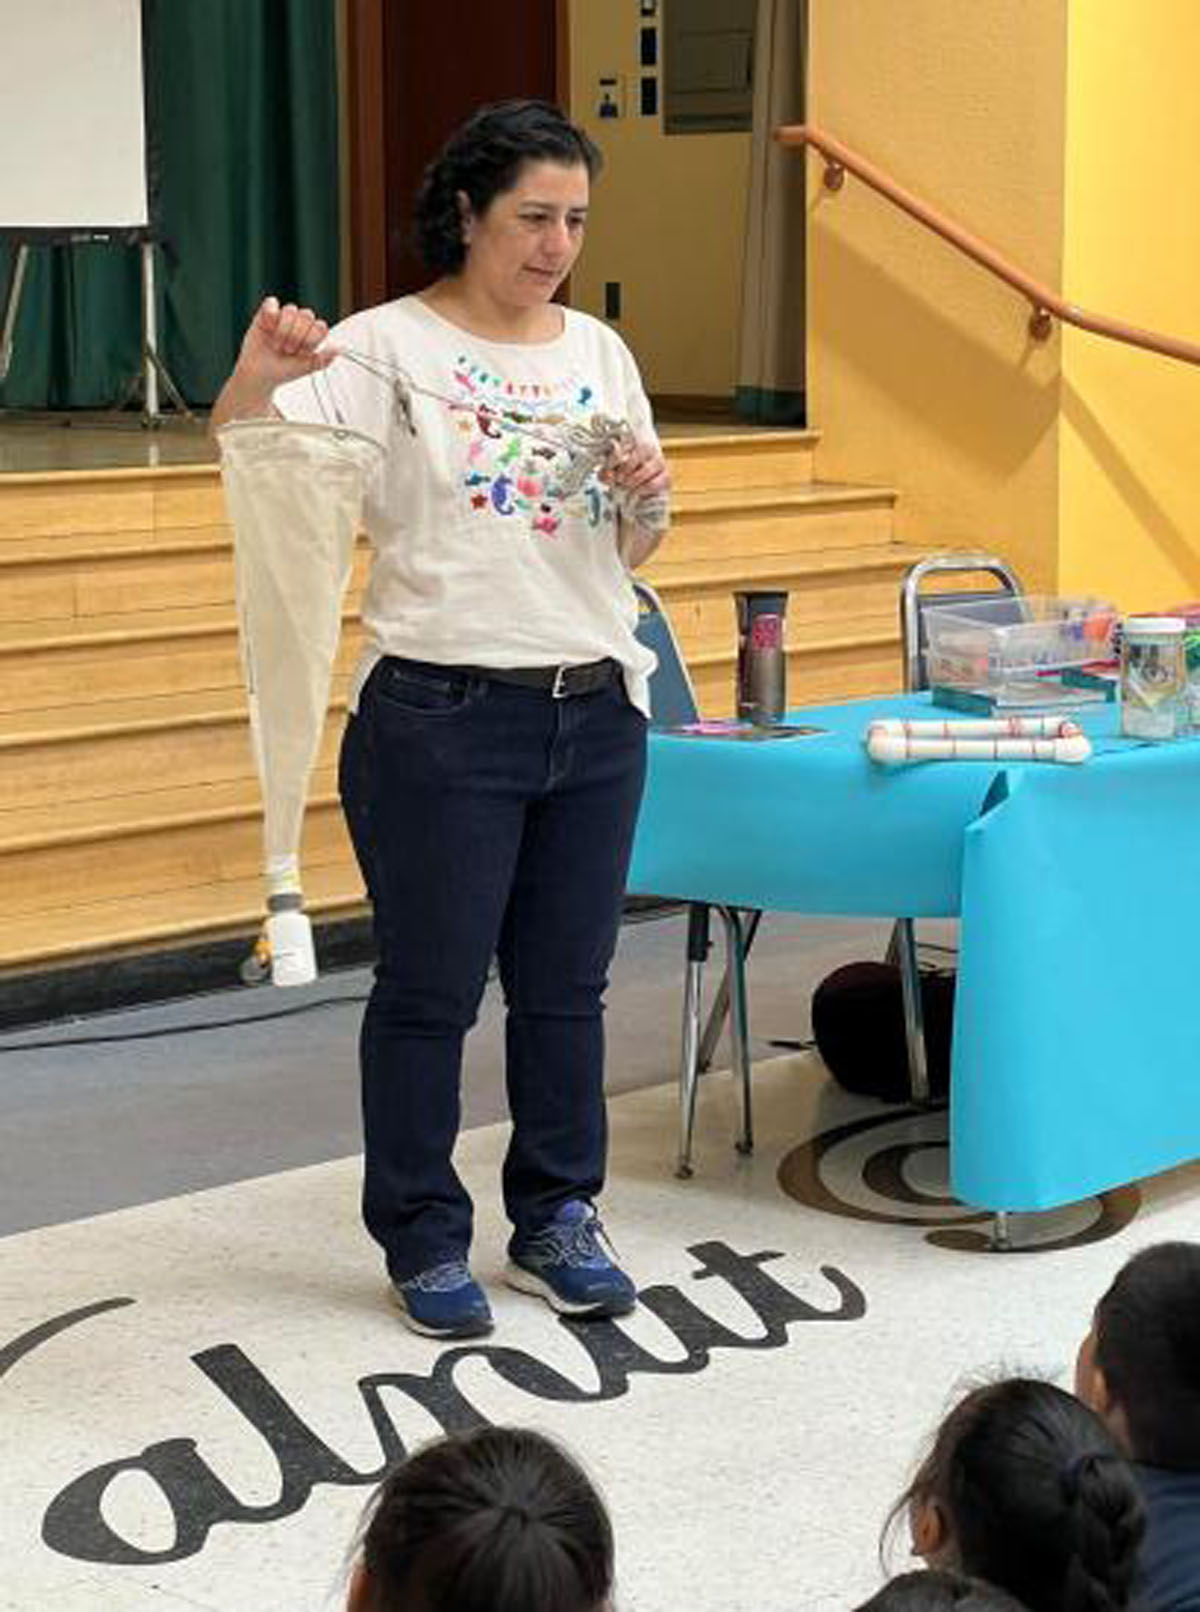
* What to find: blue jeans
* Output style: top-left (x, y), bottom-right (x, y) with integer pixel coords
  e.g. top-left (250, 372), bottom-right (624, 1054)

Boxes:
top-left (338, 656), bottom-right (648, 1282)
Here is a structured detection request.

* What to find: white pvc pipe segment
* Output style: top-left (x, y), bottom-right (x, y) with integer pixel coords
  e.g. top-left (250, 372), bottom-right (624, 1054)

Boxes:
top-left (866, 716), bottom-right (1091, 765)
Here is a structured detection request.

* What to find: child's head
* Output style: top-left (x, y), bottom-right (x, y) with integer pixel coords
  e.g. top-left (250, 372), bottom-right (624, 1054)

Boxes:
top-left (893, 1377), bottom-right (1144, 1612)
top-left (1076, 1240), bottom-right (1200, 1471)
top-left (347, 1426), bottom-right (612, 1612)
top-left (854, 1569), bottom-right (1030, 1611)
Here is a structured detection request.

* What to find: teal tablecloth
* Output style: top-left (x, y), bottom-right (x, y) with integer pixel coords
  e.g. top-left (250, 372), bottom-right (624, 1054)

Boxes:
top-left (628, 693), bottom-right (1200, 1211)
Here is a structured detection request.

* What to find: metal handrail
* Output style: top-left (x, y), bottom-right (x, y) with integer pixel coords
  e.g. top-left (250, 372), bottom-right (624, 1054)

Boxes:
top-left (777, 122), bottom-right (1200, 368)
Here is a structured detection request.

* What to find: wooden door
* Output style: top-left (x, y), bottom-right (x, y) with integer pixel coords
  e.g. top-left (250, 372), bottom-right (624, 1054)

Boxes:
top-left (345, 0), bottom-right (566, 309)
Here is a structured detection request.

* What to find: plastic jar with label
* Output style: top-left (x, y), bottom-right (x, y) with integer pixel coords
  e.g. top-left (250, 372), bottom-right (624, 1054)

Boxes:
top-left (1185, 630), bottom-right (1200, 733)
top-left (1120, 616), bottom-right (1187, 739)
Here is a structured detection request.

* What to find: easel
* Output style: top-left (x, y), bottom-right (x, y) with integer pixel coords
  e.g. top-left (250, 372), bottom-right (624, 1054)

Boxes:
top-left (0, 245), bottom-right (30, 389)
top-left (0, 236), bottom-right (191, 427)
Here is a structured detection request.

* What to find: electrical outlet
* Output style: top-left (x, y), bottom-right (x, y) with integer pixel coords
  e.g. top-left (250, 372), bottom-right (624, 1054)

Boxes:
top-left (597, 75), bottom-right (623, 120)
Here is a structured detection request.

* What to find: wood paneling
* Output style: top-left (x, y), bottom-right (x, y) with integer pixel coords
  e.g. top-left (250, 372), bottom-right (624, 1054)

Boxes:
top-left (0, 863), bottom-right (367, 969)
top-left (661, 490), bottom-right (896, 563)
top-left (0, 619), bottom-right (364, 711)
top-left (381, 0), bottom-right (561, 300)
top-left (0, 481), bottom-right (153, 541)
top-left (663, 430), bottom-right (820, 493)
top-left (5, 799), bottom-right (352, 917)
top-left (0, 431), bottom-right (912, 971)
top-left (691, 641), bottom-right (902, 717)
top-left (345, 0), bottom-right (388, 312)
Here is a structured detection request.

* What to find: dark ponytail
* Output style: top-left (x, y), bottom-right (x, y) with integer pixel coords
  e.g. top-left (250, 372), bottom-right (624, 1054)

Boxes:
top-left (1057, 1451), bottom-right (1145, 1611)
top-left (890, 1379), bottom-right (1145, 1612)
top-left (354, 1426), bottom-right (612, 1612)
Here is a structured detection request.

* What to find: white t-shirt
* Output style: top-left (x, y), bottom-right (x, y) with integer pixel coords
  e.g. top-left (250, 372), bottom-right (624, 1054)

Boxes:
top-left (273, 296), bottom-right (659, 716)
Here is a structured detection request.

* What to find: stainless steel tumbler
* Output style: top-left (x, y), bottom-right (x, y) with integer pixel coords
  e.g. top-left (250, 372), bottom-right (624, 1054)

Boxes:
top-left (735, 590), bottom-right (788, 723)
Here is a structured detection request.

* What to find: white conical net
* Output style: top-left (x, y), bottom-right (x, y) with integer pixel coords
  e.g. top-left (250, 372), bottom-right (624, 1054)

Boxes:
top-left (218, 420), bottom-right (384, 952)
top-left (216, 379), bottom-right (661, 983)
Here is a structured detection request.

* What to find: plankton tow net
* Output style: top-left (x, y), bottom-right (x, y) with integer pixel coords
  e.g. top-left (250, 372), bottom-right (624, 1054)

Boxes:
top-left (217, 356), bottom-right (666, 986)
top-left (218, 419), bottom-right (384, 985)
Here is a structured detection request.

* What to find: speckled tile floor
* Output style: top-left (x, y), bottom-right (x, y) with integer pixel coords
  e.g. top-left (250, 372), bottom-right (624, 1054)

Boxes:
top-left (3, 1051), bottom-right (1197, 1612)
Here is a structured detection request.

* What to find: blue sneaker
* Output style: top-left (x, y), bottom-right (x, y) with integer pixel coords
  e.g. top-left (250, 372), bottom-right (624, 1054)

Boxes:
top-left (506, 1201), bottom-right (637, 1318)
top-left (391, 1260), bottom-right (493, 1339)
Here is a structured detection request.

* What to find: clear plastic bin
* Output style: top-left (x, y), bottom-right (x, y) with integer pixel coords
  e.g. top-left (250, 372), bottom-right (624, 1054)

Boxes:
top-left (923, 595), bottom-right (1117, 689)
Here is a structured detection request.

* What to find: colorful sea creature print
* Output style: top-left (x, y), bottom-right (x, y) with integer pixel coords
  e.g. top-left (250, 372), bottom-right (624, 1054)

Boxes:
top-left (490, 475), bottom-right (517, 516)
top-left (450, 356), bottom-right (616, 539)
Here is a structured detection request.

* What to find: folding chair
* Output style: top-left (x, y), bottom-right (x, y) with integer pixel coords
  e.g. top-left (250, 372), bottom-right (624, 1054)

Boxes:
top-left (890, 554), bottom-right (1023, 1102)
top-left (632, 580), bottom-right (757, 1177)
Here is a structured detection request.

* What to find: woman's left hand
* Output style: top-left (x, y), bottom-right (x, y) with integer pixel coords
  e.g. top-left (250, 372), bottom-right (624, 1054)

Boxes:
top-left (606, 437), bottom-right (670, 567)
top-left (604, 438), bottom-right (670, 506)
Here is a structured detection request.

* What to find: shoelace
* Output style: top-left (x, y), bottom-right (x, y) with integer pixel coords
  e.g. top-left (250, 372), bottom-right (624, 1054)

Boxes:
top-left (402, 1258), bottom-right (473, 1293)
top-left (532, 1210), bottom-right (621, 1270)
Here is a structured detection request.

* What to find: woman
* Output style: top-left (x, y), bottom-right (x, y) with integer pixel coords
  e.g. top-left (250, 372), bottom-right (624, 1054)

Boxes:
top-left (212, 100), bottom-right (669, 1338)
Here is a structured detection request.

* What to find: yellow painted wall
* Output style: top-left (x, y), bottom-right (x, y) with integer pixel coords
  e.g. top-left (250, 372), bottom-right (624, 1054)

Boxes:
top-left (1060, 2), bottom-right (1200, 610)
top-left (806, 0), bottom-right (1068, 592)
top-left (569, 3), bottom-right (750, 395)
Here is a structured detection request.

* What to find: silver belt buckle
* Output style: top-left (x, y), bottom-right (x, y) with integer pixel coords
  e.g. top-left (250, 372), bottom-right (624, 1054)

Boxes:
top-left (551, 665), bottom-right (571, 699)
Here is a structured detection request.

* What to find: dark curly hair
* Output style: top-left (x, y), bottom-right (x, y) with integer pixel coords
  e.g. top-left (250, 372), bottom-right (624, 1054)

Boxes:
top-left (353, 1426), bottom-right (613, 1612)
top-left (413, 99), bottom-right (602, 276)
top-left (889, 1378), bottom-right (1145, 1612)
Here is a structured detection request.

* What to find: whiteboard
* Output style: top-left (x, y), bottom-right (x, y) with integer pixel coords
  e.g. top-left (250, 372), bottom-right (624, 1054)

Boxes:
top-left (0, 0), bottom-right (149, 236)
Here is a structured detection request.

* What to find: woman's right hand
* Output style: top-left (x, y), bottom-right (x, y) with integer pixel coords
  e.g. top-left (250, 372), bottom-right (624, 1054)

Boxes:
top-left (234, 296), bottom-right (337, 390)
top-left (211, 297), bottom-right (338, 431)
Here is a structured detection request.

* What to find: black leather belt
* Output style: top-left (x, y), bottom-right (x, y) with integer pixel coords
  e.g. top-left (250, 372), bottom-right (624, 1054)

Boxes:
top-left (387, 655), bottom-right (621, 699)
top-left (466, 658), bottom-right (622, 698)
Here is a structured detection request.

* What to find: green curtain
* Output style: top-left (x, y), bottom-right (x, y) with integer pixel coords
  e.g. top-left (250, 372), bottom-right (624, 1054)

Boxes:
top-left (0, 0), bottom-right (339, 410)
top-left (0, 247), bottom-right (142, 409)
